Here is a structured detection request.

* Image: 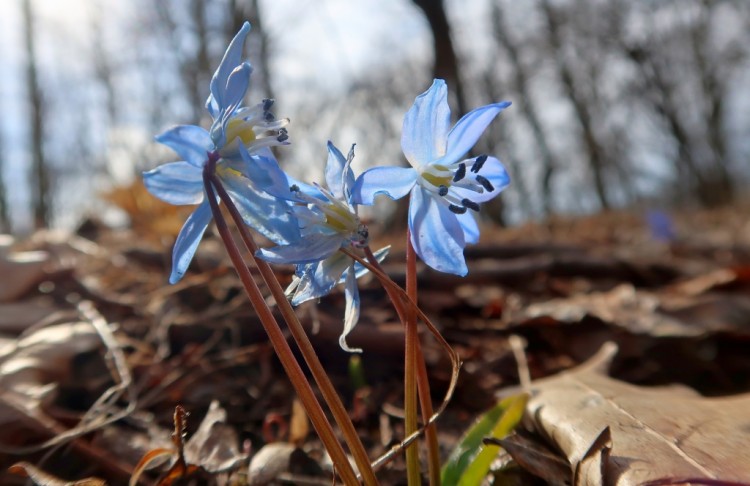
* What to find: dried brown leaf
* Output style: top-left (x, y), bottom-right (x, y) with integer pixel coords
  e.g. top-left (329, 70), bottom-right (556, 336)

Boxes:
top-left (9, 461), bottom-right (106, 485)
top-left (521, 342), bottom-right (750, 485)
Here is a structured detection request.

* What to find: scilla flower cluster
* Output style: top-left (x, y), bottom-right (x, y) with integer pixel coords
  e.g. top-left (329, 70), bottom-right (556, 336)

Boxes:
top-left (144, 22), bottom-right (510, 354)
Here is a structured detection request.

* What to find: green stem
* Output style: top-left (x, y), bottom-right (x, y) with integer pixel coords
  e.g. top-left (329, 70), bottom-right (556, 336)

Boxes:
top-left (405, 233), bottom-right (441, 486)
top-left (202, 172), bottom-right (360, 485)
top-left (209, 173), bottom-right (379, 486)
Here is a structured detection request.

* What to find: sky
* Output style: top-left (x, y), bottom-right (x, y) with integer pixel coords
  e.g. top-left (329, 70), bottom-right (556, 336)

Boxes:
top-left (0, 0), bottom-right (442, 231)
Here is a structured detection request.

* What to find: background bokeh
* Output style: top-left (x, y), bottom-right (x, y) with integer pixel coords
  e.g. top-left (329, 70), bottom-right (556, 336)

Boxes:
top-left (0, 0), bottom-right (748, 233)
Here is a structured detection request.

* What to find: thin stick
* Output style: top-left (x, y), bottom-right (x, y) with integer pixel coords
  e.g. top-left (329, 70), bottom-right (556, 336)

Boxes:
top-left (203, 173), bottom-right (359, 485)
top-left (509, 335), bottom-right (531, 391)
top-left (209, 173), bottom-right (379, 486)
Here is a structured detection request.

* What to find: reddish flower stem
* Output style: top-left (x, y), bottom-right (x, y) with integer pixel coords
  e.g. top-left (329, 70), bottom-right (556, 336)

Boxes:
top-left (207, 169), bottom-right (379, 486)
top-left (202, 165), bottom-right (360, 485)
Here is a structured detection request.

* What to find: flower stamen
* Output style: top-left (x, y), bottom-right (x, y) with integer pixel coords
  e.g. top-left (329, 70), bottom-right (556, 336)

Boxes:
top-left (475, 175), bottom-right (495, 192)
top-left (471, 154), bottom-right (488, 173)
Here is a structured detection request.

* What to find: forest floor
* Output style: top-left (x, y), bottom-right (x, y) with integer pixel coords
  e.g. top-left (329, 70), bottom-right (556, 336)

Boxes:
top-left (1, 194), bottom-right (749, 485)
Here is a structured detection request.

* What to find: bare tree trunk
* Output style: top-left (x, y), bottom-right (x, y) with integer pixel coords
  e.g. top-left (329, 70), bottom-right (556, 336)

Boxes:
top-left (538, 0), bottom-right (611, 210)
top-left (410, 0), bottom-right (466, 115)
top-left (690, 0), bottom-right (733, 204)
top-left (22, 0), bottom-right (50, 228)
top-left (491, 3), bottom-right (556, 216)
top-left (0, 98), bottom-right (8, 232)
top-left (189, 0), bottom-right (211, 124)
top-left (91, 1), bottom-right (117, 126)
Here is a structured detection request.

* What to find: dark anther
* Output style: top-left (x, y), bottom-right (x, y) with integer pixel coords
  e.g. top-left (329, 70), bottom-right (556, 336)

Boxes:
top-left (475, 175), bottom-right (495, 192)
top-left (289, 184), bottom-right (300, 193)
top-left (448, 204), bottom-right (467, 214)
top-left (453, 163), bottom-right (466, 182)
top-left (438, 185), bottom-right (449, 196)
top-left (277, 132), bottom-right (289, 142)
top-left (462, 198), bottom-right (480, 211)
top-left (262, 99), bottom-right (274, 111)
top-left (264, 112), bottom-right (275, 122)
top-left (471, 154), bottom-right (488, 173)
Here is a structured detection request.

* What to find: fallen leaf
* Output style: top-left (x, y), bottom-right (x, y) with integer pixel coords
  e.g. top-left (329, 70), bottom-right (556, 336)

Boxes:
top-left (512, 284), bottom-right (750, 337)
top-left (516, 342), bottom-right (750, 484)
top-left (9, 461), bottom-right (106, 485)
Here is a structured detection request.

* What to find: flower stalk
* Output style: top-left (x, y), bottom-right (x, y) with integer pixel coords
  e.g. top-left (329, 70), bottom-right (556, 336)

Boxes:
top-left (202, 158), bottom-right (361, 486)
top-left (406, 231), bottom-right (442, 486)
top-left (206, 159), bottom-right (379, 486)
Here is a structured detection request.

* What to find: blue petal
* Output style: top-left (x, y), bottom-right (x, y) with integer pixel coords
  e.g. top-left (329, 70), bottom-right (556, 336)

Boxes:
top-left (169, 200), bottom-right (213, 284)
top-left (439, 101), bottom-right (511, 165)
top-left (257, 233), bottom-right (344, 265)
top-left (236, 145), bottom-right (298, 199)
top-left (291, 252), bottom-right (352, 304)
top-left (401, 79), bottom-right (451, 166)
top-left (325, 142), bottom-right (355, 202)
top-left (340, 266), bottom-right (362, 353)
top-left (452, 156), bottom-right (510, 203)
top-left (456, 212), bottom-right (480, 244)
top-left (351, 166), bottom-right (417, 206)
top-left (207, 22), bottom-right (251, 118)
top-left (220, 169), bottom-right (301, 245)
top-left (156, 125), bottom-right (214, 168)
top-left (409, 186), bottom-right (467, 276)
top-left (143, 162), bottom-right (204, 205)
top-left (212, 63), bottom-right (253, 147)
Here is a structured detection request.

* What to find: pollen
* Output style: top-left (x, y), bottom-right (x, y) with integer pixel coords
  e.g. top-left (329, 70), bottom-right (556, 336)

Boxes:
top-left (420, 164), bottom-right (453, 188)
top-left (225, 118), bottom-right (257, 145)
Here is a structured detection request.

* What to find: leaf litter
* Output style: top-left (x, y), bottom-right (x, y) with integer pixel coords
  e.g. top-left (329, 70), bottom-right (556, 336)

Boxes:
top-left (1, 194), bottom-right (750, 484)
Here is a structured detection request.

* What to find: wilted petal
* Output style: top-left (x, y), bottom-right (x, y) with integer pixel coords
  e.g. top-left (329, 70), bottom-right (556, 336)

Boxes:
top-left (207, 22), bottom-right (252, 117)
top-left (439, 101), bottom-right (511, 165)
top-left (325, 142), bottom-right (355, 202)
top-left (156, 125), bottom-right (214, 168)
top-left (256, 233), bottom-right (344, 265)
top-left (220, 171), bottom-right (300, 245)
top-left (351, 167), bottom-right (417, 206)
top-left (170, 200), bottom-right (213, 284)
top-left (409, 187), bottom-right (467, 276)
top-left (339, 266), bottom-right (362, 353)
top-left (143, 162), bottom-right (204, 205)
top-left (451, 156), bottom-right (510, 203)
top-left (401, 79), bottom-right (451, 166)
top-left (291, 252), bottom-right (352, 304)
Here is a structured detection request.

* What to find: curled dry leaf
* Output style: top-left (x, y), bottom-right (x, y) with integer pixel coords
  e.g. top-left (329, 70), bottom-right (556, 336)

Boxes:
top-left (0, 322), bottom-right (102, 426)
top-left (515, 342), bottom-right (750, 485)
top-left (9, 461), bottom-right (106, 485)
top-left (0, 234), bottom-right (49, 303)
top-left (513, 283), bottom-right (750, 337)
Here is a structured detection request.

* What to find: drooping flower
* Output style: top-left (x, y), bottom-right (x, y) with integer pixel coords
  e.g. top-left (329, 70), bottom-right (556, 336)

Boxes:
top-left (143, 22), bottom-right (298, 283)
top-left (257, 142), bottom-right (388, 353)
top-left (352, 79), bottom-right (511, 276)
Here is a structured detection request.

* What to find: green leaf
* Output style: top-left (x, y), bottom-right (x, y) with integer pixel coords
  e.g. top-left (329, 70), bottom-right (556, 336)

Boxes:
top-left (441, 393), bottom-right (529, 485)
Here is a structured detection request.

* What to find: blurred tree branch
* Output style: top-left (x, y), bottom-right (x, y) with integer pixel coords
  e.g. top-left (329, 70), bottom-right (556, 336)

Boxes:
top-left (22, 0), bottom-right (50, 228)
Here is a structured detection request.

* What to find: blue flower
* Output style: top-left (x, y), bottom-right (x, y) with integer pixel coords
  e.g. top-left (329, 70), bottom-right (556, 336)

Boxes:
top-left (143, 22), bottom-right (298, 283)
top-left (352, 79), bottom-right (511, 276)
top-left (257, 142), bottom-right (388, 353)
